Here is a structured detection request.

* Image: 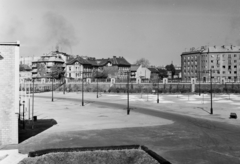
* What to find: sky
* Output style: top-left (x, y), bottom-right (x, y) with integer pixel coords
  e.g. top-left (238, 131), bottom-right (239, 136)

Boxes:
top-left (1, 0), bottom-right (240, 66)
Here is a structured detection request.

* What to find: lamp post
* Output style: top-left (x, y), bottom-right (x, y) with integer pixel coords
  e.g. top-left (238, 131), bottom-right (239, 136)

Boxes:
top-left (63, 78), bottom-right (65, 94)
top-left (210, 69), bottom-right (213, 114)
top-left (127, 71), bottom-right (130, 115)
top-left (32, 78), bottom-right (35, 129)
top-left (97, 68), bottom-right (99, 98)
top-left (19, 100), bottom-right (22, 121)
top-left (22, 101), bottom-right (25, 129)
top-left (198, 50), bottom-right (203, 96)
top-left (157, 75), bottom-right (160, 103)
top-left (82, 71), bottom-right (84, 106)
top-left (52, 74), bottom-right (54, 102)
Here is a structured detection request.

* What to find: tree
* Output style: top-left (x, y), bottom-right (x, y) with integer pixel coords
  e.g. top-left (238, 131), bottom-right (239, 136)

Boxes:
top-left (158, 68), bottom-right (168, 79)
top-left (37, 63), bottom-right (48, 77)
top-left (102, 66), bottom-right (119, 78)
top-left (92, 69), bottom-right (108, 79)
top-left (50, 64), bottom-right (65, 80)
top-left (165, 64), bottom-right (176, 79)
top-left (135, 58), bottom-right (150, 67)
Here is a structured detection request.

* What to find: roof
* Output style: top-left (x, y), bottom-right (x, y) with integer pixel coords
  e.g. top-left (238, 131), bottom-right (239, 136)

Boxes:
top-left (66, 56), bottom-right (92, 65)
top-left (182, 45), bottom-right (240, 55)
top-left (33, 55), bottom-right (64, 63)
top-left (66, 56), bottom-right (131, 67)
top-left (148, 67), bottom-right (159, 73)
top-left (130, 65), bottom-right (140, 71)
top-left (111, 56), bottom-right (131, 66)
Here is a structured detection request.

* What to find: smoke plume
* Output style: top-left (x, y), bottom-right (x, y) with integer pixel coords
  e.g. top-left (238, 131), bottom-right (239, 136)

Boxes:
top-left (42, 11), bottom-right (79, 52)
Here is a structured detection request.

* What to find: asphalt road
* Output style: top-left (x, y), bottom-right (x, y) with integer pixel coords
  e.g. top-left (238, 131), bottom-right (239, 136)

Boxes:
top-left (35, 95), bottom-right (240, 164)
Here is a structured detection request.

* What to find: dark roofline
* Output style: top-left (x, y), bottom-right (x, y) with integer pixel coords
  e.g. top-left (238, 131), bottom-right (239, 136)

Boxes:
top-left (181, 50), bottom-right (240, 56)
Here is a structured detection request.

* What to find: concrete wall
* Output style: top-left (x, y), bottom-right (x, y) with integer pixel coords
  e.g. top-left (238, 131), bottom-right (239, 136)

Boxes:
top-left (0, 42), bottom-right (19, 145)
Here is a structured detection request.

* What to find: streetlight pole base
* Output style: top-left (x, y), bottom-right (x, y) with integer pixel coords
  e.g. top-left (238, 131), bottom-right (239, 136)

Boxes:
top-left (210, 108), bottom-right (213, 114)
top-left (127, 109), bottom-right (130, 115)
top-left (157, 99), bottom-right (159, 103)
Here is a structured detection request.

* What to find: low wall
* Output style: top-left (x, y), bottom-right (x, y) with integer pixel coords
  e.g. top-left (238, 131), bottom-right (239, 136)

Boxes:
top-left (28, 82), bottom-right (240, 94)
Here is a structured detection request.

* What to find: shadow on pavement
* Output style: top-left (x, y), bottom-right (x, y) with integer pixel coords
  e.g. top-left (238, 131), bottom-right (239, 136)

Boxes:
top-left (19, 119), bottom-right (57, 143)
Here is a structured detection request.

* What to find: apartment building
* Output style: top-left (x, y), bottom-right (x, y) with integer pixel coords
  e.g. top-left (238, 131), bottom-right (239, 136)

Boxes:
top-left (181, 45), bottom-right (240, 82)
top-left (32, 52), bottom-right (65, 79)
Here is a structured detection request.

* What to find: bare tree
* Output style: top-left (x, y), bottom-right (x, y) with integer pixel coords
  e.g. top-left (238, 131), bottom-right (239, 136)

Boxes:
top-left (135, 58), bottom-right (150, 67)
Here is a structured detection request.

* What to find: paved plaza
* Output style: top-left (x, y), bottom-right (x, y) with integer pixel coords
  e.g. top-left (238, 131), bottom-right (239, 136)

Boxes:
top-left (1, 91), bottom-right (240, 164)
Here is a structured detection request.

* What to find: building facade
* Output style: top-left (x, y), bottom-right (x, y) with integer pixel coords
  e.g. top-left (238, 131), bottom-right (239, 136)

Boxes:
top-left (181, 45), bottom-right (240, 82)
top-left (66, 56), bottom-right (131, 80)
top-left (0, 42), bottom-right (19, 145)
top-left (31, 52), bottom-right (65, 79)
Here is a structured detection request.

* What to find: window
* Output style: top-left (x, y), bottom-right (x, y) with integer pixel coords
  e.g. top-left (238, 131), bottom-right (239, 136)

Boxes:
top-left (211, 60), bottom-right (213, 63)
top-left (234, 54), bottom-right (237, 57)
top-left (228, 66), bottom-right (231, 69)
top-left (223, 65), bottom-right (225, 68)
top-left (234, 71), bottom-right (237, 74)
top-left (234, 60), bottom-right (237, 63)
top-left (211, 66), bottom-right (214, 68)
top-left (69, 73), bottom-right (71, 77)
top-left (223, 71), bottom-right (225, 74)
top-left (69, 67), bottom-right (71, 71)
top-left (234, 65), bottom-right (237, 68)
top-left (228, 54), bottom-right (231, 58)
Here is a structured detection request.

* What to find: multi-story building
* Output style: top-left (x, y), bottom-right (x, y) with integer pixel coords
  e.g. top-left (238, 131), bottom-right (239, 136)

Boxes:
top-left (31, 52), bottom-right (65, 79)
top-left (0, 41), bottom-right (20, 145)
top-left (66, 56), bottom-right (131, 80)
top-left (66, 55), bottom-right (93, 79)
top-left (181, 45), bottom-right (240, 82)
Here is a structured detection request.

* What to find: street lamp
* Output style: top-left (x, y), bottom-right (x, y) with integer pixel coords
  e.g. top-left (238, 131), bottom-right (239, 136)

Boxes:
top-left (198, 50), bottom-right (203, 96)
top-left (82, 71), bottom-right (84, 106)
top-left (127, 71), bottom-right (130, 115)
top-left (157, 75), bottom-right (160, 103)
top-left (32, 78), bottom-right (35, 129)
top-left (210, 69), bottom-right (213, 114)
top-left (96, 68), bottom-right (99, 98)
top-left (52, 74), bottom-right (54, 102)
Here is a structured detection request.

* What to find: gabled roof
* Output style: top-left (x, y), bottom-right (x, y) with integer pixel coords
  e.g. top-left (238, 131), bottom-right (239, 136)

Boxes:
top-left (130, 64), bottom-right (140, 71)
top-left (111, 56), bottom-right (131, 66)
top-left (148, 67), bottom-right (159, 73)
top-left (66, 56), bottom-right (92, 65)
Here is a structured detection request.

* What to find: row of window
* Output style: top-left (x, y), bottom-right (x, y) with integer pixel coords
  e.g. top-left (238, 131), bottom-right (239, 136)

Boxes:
top-left (184, 70), bottom-right (238, 74)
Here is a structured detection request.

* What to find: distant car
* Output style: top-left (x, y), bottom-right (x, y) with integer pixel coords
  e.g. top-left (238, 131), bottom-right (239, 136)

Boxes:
top-left (230, 113), bottom-right (237, 119)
